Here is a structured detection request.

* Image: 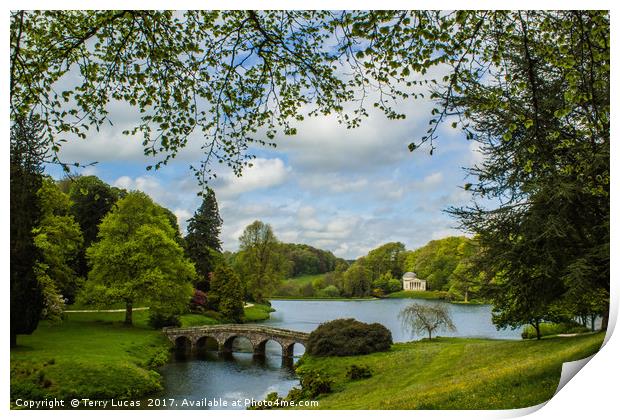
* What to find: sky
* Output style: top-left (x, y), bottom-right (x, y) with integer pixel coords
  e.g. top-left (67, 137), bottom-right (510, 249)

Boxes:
top-left (47, 89), bottom-right (483, 260)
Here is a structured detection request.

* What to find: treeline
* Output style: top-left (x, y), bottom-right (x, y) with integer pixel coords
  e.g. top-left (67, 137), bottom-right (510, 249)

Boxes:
top-left (281, 243), bottom-right (342, 277)
top-left (271, 237), bottom-right (482, 300)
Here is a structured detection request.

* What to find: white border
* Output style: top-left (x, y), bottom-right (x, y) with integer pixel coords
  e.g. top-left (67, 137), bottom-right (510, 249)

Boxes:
top-left (3, 2), bottom-right (617, 419)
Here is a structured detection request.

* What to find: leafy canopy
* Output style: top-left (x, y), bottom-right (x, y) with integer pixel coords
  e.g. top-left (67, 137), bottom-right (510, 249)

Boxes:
top-left (84, 191), bottom-right (195, 324)
top-left (13, 11), bottom-right (607, 187)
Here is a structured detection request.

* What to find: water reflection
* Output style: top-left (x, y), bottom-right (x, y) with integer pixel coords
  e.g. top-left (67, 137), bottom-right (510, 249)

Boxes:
top-left (160, 349), bottom-right (300, 410)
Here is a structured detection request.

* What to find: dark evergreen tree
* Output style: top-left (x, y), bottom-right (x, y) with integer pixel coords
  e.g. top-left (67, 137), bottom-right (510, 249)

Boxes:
top-left (68, 175), bottom-right (120, 278)
top-left (68, 176), bottom-right (119, 247)
top-left (10, 118), bottom-right (46, 346)
top-left (184, 188), bottom-right (223, 291)
top-left (447, 12), bottom-right (609, 331)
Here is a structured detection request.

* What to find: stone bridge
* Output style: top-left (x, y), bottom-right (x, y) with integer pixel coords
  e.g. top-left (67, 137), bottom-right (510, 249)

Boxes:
top-left (163, 324), bottom-right (310, 358)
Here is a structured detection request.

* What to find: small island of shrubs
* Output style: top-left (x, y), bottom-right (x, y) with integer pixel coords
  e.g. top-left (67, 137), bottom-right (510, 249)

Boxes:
top-left (306, 318), bottom-right (393, 357)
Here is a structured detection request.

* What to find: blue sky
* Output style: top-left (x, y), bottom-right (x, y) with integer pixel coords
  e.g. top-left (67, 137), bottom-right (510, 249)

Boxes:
top-left (47, 92), bottom-right (482, 260)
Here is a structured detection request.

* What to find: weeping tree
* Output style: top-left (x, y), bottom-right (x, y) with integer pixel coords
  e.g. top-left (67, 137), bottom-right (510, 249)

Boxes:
top-left (399, 303), bottom-right (456, 340)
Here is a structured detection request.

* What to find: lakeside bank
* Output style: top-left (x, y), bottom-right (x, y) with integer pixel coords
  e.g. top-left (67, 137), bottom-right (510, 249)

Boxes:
top-left (292, 332), bottom-right (604, 409)
top-left (10, 304), bottom-right (274, 403)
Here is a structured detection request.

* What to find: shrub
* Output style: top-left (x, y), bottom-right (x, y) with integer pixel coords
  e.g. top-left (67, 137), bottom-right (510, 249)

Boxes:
top-left (387, 278), bottom-right (403, 292)
top-left (346, 364), bottom-right (373, 380)
top-left (148, 312), bottom-right (181, 329)
top-left (299, 370), bottom-right (332, 397)
top-left (189, 289), bottom-right (208, 313)
top-left (319, 285), bottom-right (340, 298)
top-left (284, 386), bottom-right (304, 402)
top-left (306, 318), bottom-right (393, 356)
top-left (273, 282), bottom-right (298, 297)
top-left (298, 282), bottom-right (315, 297)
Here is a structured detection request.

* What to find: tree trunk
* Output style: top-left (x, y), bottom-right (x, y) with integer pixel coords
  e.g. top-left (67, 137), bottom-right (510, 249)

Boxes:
top-left (534, 320), bottom-right (541, 340)
top-left (464, 289), bottom-right (469, 303)
top-left (428, 330), bottom-right (432, 340)
top-left (11, 332), bottom-right (16, 348)
top-left (601, 306), bottom-right (609, 331)
top-left (125, 301), bottom-right (133, 325)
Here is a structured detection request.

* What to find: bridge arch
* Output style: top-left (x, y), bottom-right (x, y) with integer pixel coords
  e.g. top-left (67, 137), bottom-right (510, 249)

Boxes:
top-left (174, 336), bottom-right (193, 356)
top-left (222, 335), bottom-right (254, 354)
top-left (195, 336), bottom-right (219, 353)
top-left (254, 338), bottom-right (284, 356)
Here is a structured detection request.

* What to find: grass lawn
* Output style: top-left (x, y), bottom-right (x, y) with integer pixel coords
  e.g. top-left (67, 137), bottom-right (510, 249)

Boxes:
top-left (179, 313), bottom-right (221, 327)
top-left (243, 303), bottom-right (275, 322)
top-left (385, 290), bottom-right (446, 300)
top-left (11, 311), bottom-right (169, 402)
top-left (11, 302), bottom-right (277, 403)
top-left (294, 332), bottom-right (604, 409)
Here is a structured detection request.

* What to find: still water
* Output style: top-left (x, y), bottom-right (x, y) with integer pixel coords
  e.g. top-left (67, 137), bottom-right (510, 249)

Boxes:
top-left (159, 299), bottom-right (521, 409)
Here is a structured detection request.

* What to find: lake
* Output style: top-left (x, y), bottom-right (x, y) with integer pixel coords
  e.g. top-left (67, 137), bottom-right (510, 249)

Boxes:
top-left (158, 298), bottom-right (521, 409)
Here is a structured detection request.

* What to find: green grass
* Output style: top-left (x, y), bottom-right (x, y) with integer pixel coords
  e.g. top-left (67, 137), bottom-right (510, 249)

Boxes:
top-left (11, 302), bottom-right (279, 403)
top-left (293, 333), bottom-right (604, 409)
top-left (179, 313), bottom-right (221, 327)
top-left (11, 311), bottom-right (169, 402)
top-left (179, 304), bottom-right (275, 326)
top-left (243, 304), bottom-right (275, 322)
top-left (385, 290), bottom-right (447, 300)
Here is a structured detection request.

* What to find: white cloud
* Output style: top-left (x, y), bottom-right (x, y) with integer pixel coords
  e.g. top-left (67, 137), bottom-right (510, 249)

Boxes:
top-left (213, 158), bottom-right (291, 199)
top-left (174, 209), bottom-right (193, 232)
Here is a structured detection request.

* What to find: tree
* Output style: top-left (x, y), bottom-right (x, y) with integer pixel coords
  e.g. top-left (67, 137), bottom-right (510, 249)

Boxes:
top-left (236, 220), bottom-right (288, 302)
top-left (11, 11), bottom-right (608, 331)
top-left (364, 242), bottom-right (407, 281)
top-left (83, 192), bottom-right (195, 325)
top-left (68, 175), bottom-right (120, 248)
top-left (68, 175), bottom-right (121, 281)
top-left (157, 205), bottom-right (184, 245)
top-left (13, 12), bottom-right (604, 185)
top-left (10, 117), bottom-right (46, 346)
top-left (404, 237), bottom-right (478, 291)
top-left (447, 239), bottom-right (483, 302)
top-left (399, 303), bottom-right (456, 340)
top-left (184, 188), bottom-right (223, 291)
top-left (280, 243), bottom-right (338, 277)
top-left (441, 12), bottom-right (609, 330)
top-left (209, 264), bottom-right (244, 322)
top-left (342, 262), bottom-right (372, 298)
top-left (372, 272), bottom-right (396, 295)
top-left (33, 178), bottom-right (84, 302)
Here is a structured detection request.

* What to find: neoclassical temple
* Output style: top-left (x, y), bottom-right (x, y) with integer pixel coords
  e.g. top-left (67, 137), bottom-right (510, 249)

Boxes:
top-left (402, 272), bottom-right (427, 291)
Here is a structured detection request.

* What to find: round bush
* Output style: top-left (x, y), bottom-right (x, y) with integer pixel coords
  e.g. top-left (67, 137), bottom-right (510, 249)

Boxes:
top-left (148, 312), bottom-right (181, 329)
top-left (306, 318), bottom-right (393, 356)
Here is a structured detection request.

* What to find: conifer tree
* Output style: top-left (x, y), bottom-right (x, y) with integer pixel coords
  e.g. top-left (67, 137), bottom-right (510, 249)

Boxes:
top-left (184, 188), bottom-right (223, 291)
top-left (10, 118), bottom-right (46, 346)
